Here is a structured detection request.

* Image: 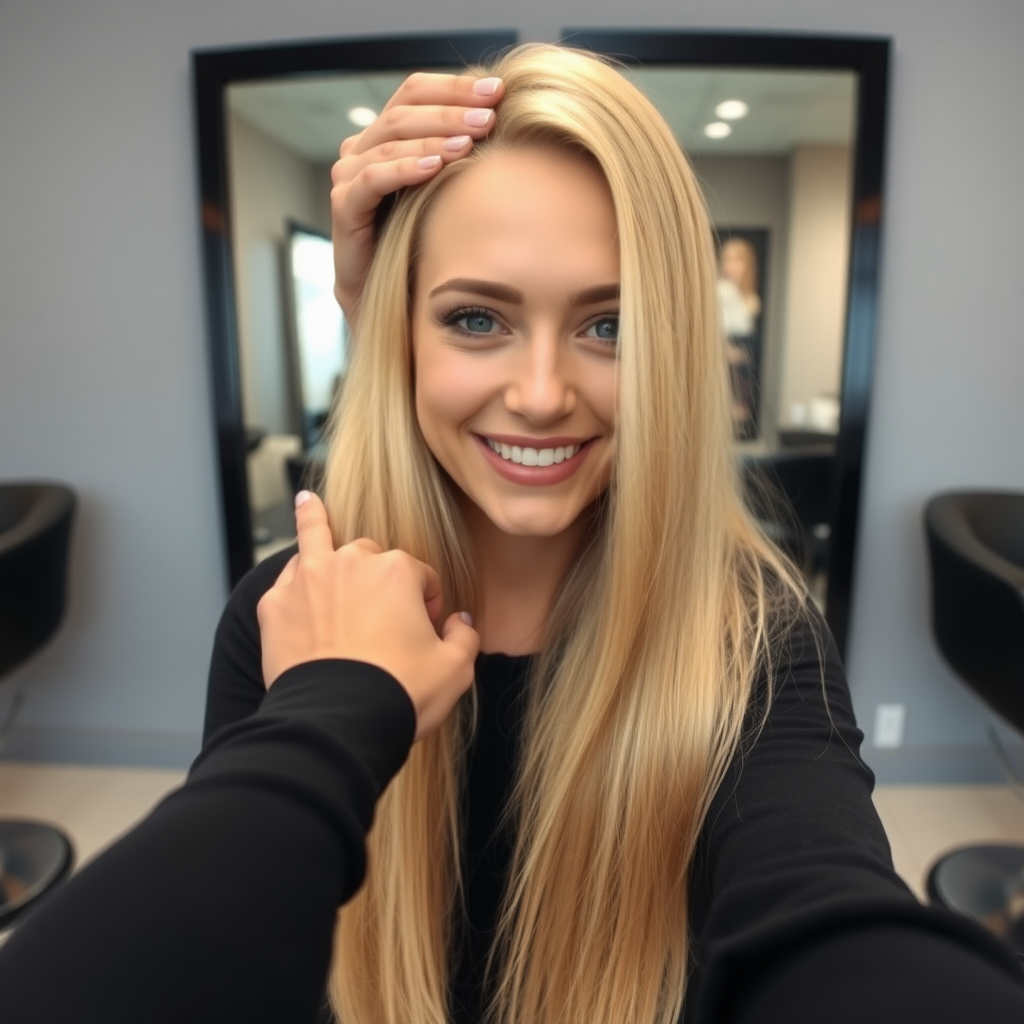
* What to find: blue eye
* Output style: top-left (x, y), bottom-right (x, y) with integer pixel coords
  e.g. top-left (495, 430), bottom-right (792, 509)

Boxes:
top-left (441, 307), bottom-right (503, 337)
top-left (460, 313), bottom-right (498, 334)
top-left (584, 316), bottom-right (619, 345)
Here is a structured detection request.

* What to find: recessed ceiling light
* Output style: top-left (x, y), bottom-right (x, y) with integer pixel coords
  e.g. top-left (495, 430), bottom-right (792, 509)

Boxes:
top-left (715, 99), bottom-right (749, 120)
top-left (704, 121), bottom-right (733, 140)
top-left (348, 106), bottom-right (378, 127)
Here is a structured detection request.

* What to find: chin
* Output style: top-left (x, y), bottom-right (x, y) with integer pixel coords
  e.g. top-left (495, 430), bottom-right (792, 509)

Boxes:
top-left (484, 505), bottom-right (580, 539)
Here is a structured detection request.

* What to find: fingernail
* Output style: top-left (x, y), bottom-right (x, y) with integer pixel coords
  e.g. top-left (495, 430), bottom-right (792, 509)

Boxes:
top-left (295, 490), bottom-right (312, 507)
top-left (459, 611), bottom-right (473, 626)
top-left (473, 77), bottom-right (502, 96)
top-left (463, 108), bottom-right (492, 128)
top-left (417, 154), bottom-right (442, 170)
top-left (443, 135), bottom-right (472, 152)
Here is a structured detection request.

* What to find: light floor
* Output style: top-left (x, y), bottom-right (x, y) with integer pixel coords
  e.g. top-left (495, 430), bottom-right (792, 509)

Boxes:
top-left (1, 763), bottom-right (1024, 910)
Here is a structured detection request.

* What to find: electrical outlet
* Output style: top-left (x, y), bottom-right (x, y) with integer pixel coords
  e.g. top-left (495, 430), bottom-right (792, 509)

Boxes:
top-left (874, 704), bottom-right (906, 749)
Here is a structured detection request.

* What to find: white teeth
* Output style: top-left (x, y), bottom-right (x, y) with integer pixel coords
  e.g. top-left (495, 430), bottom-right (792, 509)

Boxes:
top-left (485, 439), bottom-right (581, 465)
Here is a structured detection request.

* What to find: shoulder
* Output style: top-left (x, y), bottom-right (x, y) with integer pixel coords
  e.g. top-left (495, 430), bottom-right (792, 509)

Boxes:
top-left (202, 546), bottom-right (297, 745)
top-left (230, 546), bottom-right (298, 612)
top-left (755, 601), bottom-right (855, 737)
top-left (216, 546), bottom-right (298, 639)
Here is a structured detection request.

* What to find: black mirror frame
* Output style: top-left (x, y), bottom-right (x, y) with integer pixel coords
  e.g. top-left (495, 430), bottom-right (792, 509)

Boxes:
top-left (192, 32), bottom-right (518, 588)
top-left (562, 30), bottom-right (891, 658)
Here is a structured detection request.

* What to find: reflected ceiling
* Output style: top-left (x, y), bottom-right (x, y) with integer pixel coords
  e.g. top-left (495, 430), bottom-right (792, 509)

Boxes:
top-left (228, 67), bottom-right (856, 163)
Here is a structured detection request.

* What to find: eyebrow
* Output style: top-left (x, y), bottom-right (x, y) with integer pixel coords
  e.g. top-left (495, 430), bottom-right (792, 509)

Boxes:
top-left (427, 278), bottom-right (620, 307)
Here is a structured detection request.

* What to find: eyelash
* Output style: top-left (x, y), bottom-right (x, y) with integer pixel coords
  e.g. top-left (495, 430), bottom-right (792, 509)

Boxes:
top-left (438, 305), bottom-right (620, 346)
top-left (439, 306), bottom-right (505, 339)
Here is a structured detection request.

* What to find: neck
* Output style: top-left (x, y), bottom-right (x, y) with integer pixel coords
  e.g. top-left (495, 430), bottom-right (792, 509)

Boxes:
top-left (464, 503), bottom-right (589, 657)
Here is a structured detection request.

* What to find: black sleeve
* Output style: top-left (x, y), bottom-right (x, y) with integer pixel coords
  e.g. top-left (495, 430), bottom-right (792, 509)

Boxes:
top-left (0, 659), bottom-right (416, 1024)
top-left (203, 546), bottom-right (296, 745)
top-left (685, 608), bottom-right (1024, 1023)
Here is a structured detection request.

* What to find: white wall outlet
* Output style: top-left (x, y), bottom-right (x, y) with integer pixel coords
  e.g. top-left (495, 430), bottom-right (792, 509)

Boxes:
top-left (874, 704), bottom-right (906, 749)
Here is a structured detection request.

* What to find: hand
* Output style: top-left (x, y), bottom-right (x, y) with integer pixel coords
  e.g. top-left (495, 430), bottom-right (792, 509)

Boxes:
top-left (330, 72), bottom-right (504, 324)
top-left (256, 492), bottom-right (479, 740)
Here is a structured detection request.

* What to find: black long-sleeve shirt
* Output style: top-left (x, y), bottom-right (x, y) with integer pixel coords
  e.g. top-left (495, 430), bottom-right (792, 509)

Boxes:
top-left (203, 549), bottom-right (1024, 1023)
top-left (2, 547), bottom-right (1023, 1022)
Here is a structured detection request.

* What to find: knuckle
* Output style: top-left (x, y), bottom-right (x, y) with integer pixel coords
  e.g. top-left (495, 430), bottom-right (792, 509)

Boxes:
top-left (378, 140), bottom-right (397, 161)
top-left (360, 163), bottom-right (384, 189)
top-left (256, 592), bottom-right (274, 622)
top-left (404, 71), bottom-right (429, 96)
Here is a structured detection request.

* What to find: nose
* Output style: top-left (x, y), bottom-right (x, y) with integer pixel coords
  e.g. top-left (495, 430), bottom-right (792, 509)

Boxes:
top-left (504, 332), bottom-right (576, 424)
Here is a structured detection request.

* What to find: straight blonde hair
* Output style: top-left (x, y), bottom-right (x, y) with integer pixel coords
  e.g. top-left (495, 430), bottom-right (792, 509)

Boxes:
top-left (322, 43), bottom-right (806, 1024)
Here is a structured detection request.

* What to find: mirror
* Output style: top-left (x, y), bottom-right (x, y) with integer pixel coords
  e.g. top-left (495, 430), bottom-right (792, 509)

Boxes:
top-left (193, 31), bottom-right (889, 657)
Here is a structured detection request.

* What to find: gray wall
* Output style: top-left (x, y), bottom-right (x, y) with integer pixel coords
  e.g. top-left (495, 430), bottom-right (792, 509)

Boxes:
top-left (1, 0), bottom-right (1022, 780)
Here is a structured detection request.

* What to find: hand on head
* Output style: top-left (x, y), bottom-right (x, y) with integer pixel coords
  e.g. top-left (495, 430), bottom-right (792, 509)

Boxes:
top-left (330, 72), bottom-right (503, 323)
top-left (256, 492), bottom-right (479, 740)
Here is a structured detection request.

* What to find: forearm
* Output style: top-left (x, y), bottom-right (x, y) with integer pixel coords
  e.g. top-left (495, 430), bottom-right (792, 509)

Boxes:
top-left (734, 920), bottom-right (1024, 1024)
top-left (0, 661), bottom-right (414, 1024)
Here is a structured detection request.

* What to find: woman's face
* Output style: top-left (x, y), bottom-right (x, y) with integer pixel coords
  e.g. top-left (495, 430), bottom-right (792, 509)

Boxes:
top-left (411, 147), bottom-right (619, 539)
top-left (721, 240), bottom-right (750, 288)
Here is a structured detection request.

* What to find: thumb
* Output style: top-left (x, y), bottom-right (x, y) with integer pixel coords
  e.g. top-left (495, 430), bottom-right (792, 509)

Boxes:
top-left (440, 611), bottom-right (481, 665)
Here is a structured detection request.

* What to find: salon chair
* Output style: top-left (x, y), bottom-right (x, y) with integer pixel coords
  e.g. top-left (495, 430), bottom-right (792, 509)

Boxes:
top-left (0, 482), bottom-right (76, 930)
top-left (742, 446), bottom-right (835, 576)
top-left (923, 490), bottom-right (1024, 956)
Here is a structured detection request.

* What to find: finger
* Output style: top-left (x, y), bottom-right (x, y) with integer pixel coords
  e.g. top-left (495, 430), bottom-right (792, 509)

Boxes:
top-left (416, 560), bottom-right (444, 626)
top-left (440, 611), bottom-right (481, 665)
top-left (381, 72), bottom-right (504, 114)
top-left (294, 492), bottom-right (334, 561)
top-left (332, 135), bottom-right (474, 186)
top-left (273, 553), bottom-right (299, 588)
top-left (345, 105), bottom-right (495, 157)
top-left (331, 155), bottom-right (449, 232)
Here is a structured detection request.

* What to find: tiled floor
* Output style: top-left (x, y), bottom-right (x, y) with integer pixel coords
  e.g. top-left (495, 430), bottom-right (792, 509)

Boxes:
top-left (2, 762), bottom-right (1024, 910)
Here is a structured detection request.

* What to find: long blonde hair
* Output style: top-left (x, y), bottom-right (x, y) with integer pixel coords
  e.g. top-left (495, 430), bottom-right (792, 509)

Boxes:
top-left (322, 43), bottom-right (805, 1024)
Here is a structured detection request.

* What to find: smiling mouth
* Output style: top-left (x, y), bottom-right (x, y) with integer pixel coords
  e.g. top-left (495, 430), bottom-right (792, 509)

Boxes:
top-left (483, 438), bottom-right (585, 467)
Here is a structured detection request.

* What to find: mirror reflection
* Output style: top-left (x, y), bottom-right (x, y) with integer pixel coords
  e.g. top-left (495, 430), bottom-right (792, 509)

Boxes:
top-left (226, 66), bottom-right (857, 606)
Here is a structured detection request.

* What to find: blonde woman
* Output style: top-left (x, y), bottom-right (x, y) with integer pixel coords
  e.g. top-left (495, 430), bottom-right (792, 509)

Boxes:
top-left (203, 44), bottom-right (1024, 1024)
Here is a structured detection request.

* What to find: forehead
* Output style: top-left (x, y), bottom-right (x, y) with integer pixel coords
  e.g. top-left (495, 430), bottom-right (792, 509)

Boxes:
top-left (416, 148), bottom-right (619, 291)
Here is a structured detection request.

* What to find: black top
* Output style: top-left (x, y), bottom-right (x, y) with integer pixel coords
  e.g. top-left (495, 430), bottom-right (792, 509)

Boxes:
top-left (1, 547), bottom-right (1023, 1023)
top-left (202, 549), bottom-right (1024, 1023)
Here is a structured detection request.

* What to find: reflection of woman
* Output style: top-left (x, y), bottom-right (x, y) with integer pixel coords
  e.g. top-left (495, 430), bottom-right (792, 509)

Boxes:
top-left (720, 236), bottom-right (761, 320)
top-left (718, 236), bottom-right (763, 439)
top-left (3, 43), bottom-right (1023, 1024)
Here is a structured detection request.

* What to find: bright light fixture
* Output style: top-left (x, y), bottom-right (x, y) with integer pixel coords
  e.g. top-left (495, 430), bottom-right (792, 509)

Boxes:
top-left (715, 99), bottom-right (749, 120)
top-left (704, 121), bottom-right (733, 140)
top-left (348, 106), bottom-right (378, 127)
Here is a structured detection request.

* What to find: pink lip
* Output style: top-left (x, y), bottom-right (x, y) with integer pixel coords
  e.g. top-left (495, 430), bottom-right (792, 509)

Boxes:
top-left (473, 434), bottom-right (593, 487)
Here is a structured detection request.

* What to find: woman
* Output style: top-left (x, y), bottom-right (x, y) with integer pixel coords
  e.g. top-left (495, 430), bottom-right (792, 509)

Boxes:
top-left (206, 44), bottom-right (1024, 1024)
top-left (2, 43), bottom-right (1022, 1024)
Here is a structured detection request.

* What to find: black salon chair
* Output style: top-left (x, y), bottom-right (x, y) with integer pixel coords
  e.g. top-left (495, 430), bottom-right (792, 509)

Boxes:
top-left (0, 482), bottom-right (77, 930)
top-left (923, 490), bottom-right (1024, 956)
top-left (742, 446), bottom-right (835, 576)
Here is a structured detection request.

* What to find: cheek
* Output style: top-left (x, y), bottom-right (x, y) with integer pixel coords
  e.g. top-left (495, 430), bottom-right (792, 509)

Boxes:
top-left (589, 363), bottom-right (619, 428)
top-left (414, 351), bottom-right (489, 443)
